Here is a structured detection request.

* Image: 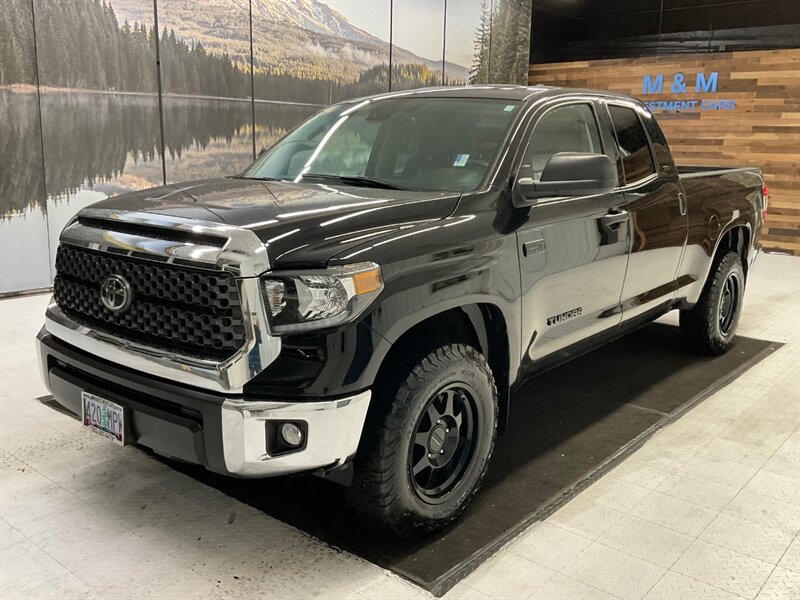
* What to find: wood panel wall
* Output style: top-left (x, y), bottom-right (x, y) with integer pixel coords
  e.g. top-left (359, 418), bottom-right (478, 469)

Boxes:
top-left (529, 49), bottom-right (800, 255)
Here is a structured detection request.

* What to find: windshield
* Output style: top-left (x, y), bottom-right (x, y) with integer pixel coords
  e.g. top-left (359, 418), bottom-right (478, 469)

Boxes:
top-left (242, 97), bottom-right (520, 193)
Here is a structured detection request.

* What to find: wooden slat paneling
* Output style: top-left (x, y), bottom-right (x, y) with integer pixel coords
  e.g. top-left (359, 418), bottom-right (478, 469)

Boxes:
top-left (529, 49), bottom-right (800, 255)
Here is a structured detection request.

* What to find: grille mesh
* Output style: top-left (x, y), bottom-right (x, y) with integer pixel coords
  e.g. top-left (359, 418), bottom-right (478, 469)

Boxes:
top-left (54, 245), bottom-right (246, 358)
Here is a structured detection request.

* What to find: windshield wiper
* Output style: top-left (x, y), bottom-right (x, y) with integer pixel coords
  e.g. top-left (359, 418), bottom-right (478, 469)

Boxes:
top-left (299, 173), bottom-right (409, 191)
top-left (240, 176), bottom-right (285, 181)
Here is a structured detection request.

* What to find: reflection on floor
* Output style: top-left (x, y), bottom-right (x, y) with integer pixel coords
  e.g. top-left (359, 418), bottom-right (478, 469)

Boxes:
top-left (1, 253), bottom-right (798, 600)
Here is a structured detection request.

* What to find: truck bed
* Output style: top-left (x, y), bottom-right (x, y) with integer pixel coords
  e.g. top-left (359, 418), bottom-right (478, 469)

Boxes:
top-left (677, 165), bottom-right (763, 179)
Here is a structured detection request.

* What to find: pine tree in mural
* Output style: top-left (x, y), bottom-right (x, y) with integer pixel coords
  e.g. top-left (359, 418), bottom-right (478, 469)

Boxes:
top-left (471, 0), bottom-right (532, 85)
top-left (470, 0), bottom-right (492, 85)
top-left (0, 0), bottom-right (36, 85)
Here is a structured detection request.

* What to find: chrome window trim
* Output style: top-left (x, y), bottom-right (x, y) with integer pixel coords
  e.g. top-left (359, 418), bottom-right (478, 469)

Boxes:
top-left (45, 208), bottom-right (280, 393)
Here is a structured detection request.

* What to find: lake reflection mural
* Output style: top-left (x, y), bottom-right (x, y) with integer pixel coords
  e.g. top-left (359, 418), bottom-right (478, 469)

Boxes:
top-left (0, 0), bottom-right (532, 294)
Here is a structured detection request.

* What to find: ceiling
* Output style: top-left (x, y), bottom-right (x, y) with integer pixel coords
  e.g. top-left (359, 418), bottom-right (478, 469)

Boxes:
top-left (533, 0), bottom-right (800, 30)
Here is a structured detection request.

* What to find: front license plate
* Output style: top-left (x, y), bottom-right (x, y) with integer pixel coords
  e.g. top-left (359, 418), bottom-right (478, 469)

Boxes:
top-left (81, 391), bottom-right (126, 446)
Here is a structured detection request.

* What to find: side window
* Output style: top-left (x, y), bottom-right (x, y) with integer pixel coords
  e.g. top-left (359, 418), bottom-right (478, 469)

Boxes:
top-left (608, 105), bottom-right (656, 184)
top-left (641, 111), bottom-right (673, 171)
top-left (523, 104), bottom-right (603, 182)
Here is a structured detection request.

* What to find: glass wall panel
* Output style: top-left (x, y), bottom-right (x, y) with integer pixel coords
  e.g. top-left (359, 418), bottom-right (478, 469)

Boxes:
top-left (444, 0), bottom-right (486, 85)
top-left (323, 0), bottom-right (391, 102)
top-left (157, 0), bottom-right (255, 182)
top-left (391, 0), bottom-right (445, 91)
top-left (33, 0), bottom-right (162, 279)
top-left (163, 96), bottom-right (255, 181)
top-left (0, 0), bottom-right (50, 293)
top-left (487, 0), bottom-right (532, 84)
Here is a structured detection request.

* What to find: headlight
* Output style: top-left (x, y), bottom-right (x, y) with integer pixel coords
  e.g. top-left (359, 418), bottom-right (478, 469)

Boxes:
top-left (261, 262), bottom-right (383, 334)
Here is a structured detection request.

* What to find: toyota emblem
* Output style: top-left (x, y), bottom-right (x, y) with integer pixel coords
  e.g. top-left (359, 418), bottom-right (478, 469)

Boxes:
top-left (100, 274), bottom-right (133, 313)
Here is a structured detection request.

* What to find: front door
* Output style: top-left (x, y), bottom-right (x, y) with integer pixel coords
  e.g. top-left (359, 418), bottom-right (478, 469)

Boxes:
top-left (515, 101), bottom-right (630, 365)
top-left (604, 103), bottom-right (687, 322)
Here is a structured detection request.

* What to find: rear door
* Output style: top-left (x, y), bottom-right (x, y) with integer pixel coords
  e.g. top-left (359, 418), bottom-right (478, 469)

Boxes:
top-left (603, 102), bottom-right (687, 322)
top-left (514, 100), bottom-right (630, 365)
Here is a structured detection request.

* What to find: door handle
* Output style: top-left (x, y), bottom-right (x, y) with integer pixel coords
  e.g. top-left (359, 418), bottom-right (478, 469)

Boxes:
top-left (678, 192), bottom-right (687, 216)
top-left (601, 210), bottom-right (629, 228)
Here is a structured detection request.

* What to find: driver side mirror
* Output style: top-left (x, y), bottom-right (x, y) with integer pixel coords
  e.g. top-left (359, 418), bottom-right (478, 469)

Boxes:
top-left (258, 147), bottom-right (268, 158)
top-left (515, 152), bottom-right (617, 205)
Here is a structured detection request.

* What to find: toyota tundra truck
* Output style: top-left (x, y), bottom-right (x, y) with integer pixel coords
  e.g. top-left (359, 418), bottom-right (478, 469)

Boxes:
top-left (36, 86), bottom-right (766, 536)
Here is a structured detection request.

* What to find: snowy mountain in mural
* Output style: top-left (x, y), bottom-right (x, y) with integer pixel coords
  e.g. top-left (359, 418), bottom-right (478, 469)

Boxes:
top-left (110, 0), bottom-right (470, 81)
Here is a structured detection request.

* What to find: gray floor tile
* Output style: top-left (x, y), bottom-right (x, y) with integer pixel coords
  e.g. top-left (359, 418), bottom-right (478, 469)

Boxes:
top-left (755, 567), bottom-right (800, 600)
top-left (643, 571), bottom-right (745, 600)
top-left (561, 542), bottom-right (666, 600)
top-left (598, 514), bottom-right (694, 568)
top-left (673, 540), bottom-right (775, 598)
top-left (630, 491), bottom-right (719, 537)
top-left (700, 513), bottom-right (794, 564)
top-left (779, 536), bottom-right (800, 574)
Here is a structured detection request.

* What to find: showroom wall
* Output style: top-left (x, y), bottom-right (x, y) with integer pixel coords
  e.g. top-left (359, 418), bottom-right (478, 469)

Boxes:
top-left (0, 0), bottom-right (533, 295)
top-left (529, 49), bottom-right (800, 256)
top-left (528, 0), bottom-right (800, 256)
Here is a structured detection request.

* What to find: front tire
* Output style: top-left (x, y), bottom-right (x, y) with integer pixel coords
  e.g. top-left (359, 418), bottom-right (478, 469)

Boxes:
top-left (680, 251), bottom-right (745, 355)
top-left (347, 344), bottom-right (498, 537)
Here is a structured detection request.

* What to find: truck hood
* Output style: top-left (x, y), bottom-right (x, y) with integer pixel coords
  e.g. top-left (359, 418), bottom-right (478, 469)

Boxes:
top-left (89, 177), bottom-right (460, 268)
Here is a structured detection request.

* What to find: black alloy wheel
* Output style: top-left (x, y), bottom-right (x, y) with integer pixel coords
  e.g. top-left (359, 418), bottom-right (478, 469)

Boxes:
top-left (347, 344), bottom-right (498, 537)
top-left (680, 251), bottom-right (745, 355)
top-left (717, 270), bottom-right (742, 336)
top-left (409, 383), bottom-right (479, 503)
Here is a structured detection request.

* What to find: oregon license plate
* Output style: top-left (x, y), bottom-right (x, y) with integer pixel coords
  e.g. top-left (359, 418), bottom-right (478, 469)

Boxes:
top-left (81, 391), bottom-right (126, 445)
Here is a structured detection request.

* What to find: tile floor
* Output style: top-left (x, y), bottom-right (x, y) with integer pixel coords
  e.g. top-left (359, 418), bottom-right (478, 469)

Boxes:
top-left (1, 253), bottom-right (798, 600)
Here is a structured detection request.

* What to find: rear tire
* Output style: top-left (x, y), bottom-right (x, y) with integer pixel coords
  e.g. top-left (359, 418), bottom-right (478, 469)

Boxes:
top-left (347, 344), bottom-right (497, 538)
top-left (680, 251), bottom-right (745, 355)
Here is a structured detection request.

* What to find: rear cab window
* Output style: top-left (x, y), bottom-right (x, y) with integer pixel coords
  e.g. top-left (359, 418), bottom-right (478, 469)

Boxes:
top-left (640, 111), bottom-right (674, 172)
top-left (608, 105), bottom-right (656, 184)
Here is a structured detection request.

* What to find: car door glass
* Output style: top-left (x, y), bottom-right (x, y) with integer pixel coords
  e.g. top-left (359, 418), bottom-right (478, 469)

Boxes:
top-left (608, 106), bottom-right (656, 184)
top-left (641, 111), bottom-right (672, 170)
top-left (523, 104), bottom-right (603, 182)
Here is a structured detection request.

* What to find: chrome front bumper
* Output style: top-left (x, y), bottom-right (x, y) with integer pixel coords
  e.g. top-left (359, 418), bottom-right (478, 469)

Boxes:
top-left (221, 392), bottom-right (371, 477)
top-left (37, 330), bottom-right (371, 479)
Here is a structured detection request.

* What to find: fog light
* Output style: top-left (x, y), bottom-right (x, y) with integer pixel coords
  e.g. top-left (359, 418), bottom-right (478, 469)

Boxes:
top-left (280, 423), bottom-right (304, 447)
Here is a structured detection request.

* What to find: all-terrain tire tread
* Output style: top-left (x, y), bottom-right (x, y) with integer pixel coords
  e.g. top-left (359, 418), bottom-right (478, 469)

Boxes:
top-left (347, 344), bottom-right (497, 537)
top-left (680, 251), bottom-right (743, 355)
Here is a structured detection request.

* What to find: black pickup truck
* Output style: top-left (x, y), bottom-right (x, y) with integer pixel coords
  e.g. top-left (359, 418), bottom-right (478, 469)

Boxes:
top-left (37, 86), bottom-right (767, 535)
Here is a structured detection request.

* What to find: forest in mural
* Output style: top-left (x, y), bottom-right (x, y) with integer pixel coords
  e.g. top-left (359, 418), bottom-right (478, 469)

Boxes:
top-left (471, 0), bottom-right (532, 85)
top-left (0, 0), bottom-right (532, 293)
top-left (2, 0), bottom-right (531, 99)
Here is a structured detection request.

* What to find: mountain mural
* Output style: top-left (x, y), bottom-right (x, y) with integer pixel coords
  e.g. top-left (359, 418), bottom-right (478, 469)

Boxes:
top-left (109, 0), bottom-right (470, 82)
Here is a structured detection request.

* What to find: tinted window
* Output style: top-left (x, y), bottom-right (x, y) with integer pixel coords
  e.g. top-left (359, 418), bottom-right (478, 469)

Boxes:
top-left (243, 98), bottom-right (520, 193)
top-left (609, 105), bottom-right (656, 183)
top-left (523, 104), bottom-right (603, 181)
top-left (641, 111), bottom-right (672, 170)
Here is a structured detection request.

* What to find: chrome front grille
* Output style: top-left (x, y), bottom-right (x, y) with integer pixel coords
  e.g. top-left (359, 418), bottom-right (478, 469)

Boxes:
top-left (54, 245), bottom-right (246, 358)
top-left (44, 207), bottom-right (280, 393)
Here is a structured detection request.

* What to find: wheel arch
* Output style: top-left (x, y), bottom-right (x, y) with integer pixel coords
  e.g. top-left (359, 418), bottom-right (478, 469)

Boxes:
top-left (714, 224), bottom-right (751, 277)
top-left (369, 302), bottom-right (512, 435)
